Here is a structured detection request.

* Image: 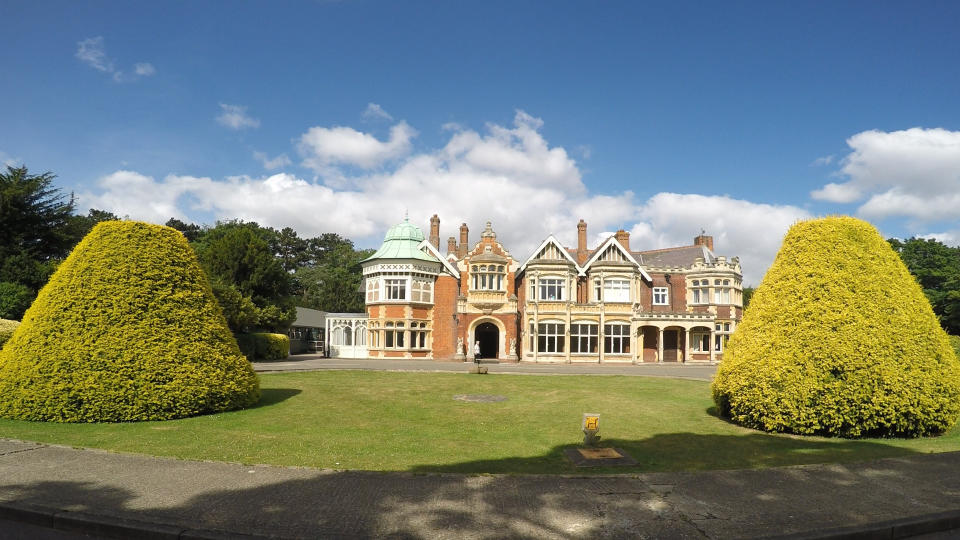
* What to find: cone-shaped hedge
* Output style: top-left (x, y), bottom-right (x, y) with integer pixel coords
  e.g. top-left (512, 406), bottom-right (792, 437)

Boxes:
top-left (0, 221), bottom-right (259, 422)
top-left (712, 216), bottom-right (960, 438)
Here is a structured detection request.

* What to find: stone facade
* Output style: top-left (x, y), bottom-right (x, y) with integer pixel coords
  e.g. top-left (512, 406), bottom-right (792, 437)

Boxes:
top-left (360, 215), bottom-right (743, 364)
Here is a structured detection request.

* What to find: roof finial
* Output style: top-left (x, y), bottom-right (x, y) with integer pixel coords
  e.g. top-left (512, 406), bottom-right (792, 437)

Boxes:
top-left (701, 228), bottom-right (706, 236)
top-left (404, 209), bottom-right (409, 222)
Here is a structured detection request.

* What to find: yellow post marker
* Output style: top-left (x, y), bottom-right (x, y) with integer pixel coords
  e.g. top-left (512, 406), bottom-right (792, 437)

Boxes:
top-left (582, 413), bottom-right (600, 446)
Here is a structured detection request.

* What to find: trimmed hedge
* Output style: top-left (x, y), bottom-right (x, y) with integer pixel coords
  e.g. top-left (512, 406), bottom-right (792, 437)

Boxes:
top-left (712, 216), bottom-right (960, 438)
top-left (0, 221), bottom-right (260, 422)
top-left (236, 332), bottom-right (289, 361)
top-left (0, 319), bottom-right (19, 349)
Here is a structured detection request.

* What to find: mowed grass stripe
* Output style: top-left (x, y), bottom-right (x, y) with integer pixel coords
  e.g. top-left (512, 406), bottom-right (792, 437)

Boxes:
top-left (0, 370), bottom-right (957, 474)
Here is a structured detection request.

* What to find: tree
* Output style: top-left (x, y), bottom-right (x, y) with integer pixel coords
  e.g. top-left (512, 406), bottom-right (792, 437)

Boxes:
top-left (889, 237), bottom-right (960, 335)
top-left (165, 217), bottom-right (203, 243)
top-left (713, 217), bottom-right (960, 438)
top-left (0, 282), bottom-right (34, 320)
top-left (193, 221), bottom-right (296, 332)
top-left (0, 166), bottom-right (76, 290)
top-left (742, 286), bottom-right (755, 309)
top-left (0, 221), bottom-right (259, 422)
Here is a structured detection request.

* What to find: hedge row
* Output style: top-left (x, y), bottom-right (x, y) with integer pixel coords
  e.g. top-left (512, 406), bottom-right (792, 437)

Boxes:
top-left (236, 332), bottom-right (289, 361)
top-left (0, 319), bottom-right (19, 348)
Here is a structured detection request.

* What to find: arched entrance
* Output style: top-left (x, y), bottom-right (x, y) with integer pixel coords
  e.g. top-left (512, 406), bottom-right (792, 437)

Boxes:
top-left (475, 322), bottom-right (499, 360)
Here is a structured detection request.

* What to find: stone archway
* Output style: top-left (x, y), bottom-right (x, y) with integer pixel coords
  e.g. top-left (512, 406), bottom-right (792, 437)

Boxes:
top-left (475, 322), bottom-right (499, 360)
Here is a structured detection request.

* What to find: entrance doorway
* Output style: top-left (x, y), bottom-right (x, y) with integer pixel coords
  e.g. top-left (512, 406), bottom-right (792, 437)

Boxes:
top-left (662, 329), bottom-right (679, 362)
top-left (475, 322), bottom-right (499, 360)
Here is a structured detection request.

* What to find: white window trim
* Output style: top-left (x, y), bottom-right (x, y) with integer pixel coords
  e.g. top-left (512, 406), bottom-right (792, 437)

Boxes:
top-left (653, 287), bottom-right (669, 306)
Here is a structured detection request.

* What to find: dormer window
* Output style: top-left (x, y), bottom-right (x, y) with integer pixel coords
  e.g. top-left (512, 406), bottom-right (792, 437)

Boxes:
top-left (471, 264), bottom-right (504, 291)
top-left (603, 278), bottom-right (630, 302)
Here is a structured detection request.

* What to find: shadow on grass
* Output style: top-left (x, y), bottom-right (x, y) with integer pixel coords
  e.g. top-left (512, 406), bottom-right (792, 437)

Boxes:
top-left (407, 432), bottom-right (922, 474)
top-left (246, 388), bottom-right (302, 410)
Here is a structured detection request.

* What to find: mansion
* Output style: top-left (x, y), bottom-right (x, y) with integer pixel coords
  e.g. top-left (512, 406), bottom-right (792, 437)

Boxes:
top-left (350, 215), bottom-right (743, 364)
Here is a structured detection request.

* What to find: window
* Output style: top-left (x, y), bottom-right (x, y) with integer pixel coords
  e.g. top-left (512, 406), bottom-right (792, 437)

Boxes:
top-left (410, 322), bottom-right (427, 349)
top-left (538, 278), bottom-right (565, 301)
top-left (724, 322), bottom-right (731, 332)
top-left (593, 279), bottom-right (601, 302)
top-left (385, 322), bottom-right (394, 348)
top-left (691, 331), bottom-right (710, 352)
top-left (471, 264), bottom-right (504, 291)
top-left (570, 323), bottom-right (598, 353)
top-left (714, 279), bottom-right (722, 304)
top-left (604, 322), bottom-right (630, 354)
top-left (653, 287), bottom-right (669, 305)
top-left (395, 322), bottom-right (405, 348)
top-left (692, 280), bottom-right (701, 304)
top-left (714, 334), bottom-right (724, 352)
top-left (366, 279), bottom-right (380, 302)
top-left (603, 279), bottom-right (630, 302)
top-left (537, 322), bottom-right (565, 353)
top-left (529, 321), bottom-right (535, 352)
top-left (385, 279), bottom-right (406, 300)
top-left (721, 279), bottom-right (731, 304)
top-left (411, 280), bottom-right (433, 303)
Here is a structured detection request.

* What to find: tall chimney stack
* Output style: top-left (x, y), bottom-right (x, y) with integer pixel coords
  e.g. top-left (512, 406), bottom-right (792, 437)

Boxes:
top-left (458, 223), bottom-right (469, 257)
top-left (429, 214), bottom-right (440, 249)
top-left (693, 232), bottom-right (714, 252)
top-left (447, 236), bottom-right (458, 256)
top-left (615, 229), bottom-right (630, 252)
top-left (576, 219), bottom-right (588, 264)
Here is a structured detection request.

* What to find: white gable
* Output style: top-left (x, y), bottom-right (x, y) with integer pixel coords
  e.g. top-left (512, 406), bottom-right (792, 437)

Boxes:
top-left (418, 240), bottom-right (460, 278)
top-left (519, 235), bottom-right (584, 275)
top-left (582, 236), bottom-right (652, 281)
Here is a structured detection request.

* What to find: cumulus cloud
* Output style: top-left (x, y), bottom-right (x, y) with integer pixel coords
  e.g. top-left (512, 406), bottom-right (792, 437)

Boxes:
top-left (362, 103), bottom-right (393, 121)
top-left (80, 111), bottom-right (810, 285)
top-left (253, 151), bottom-right (292, 170)
top-left (75, 37), bottom-right (155, 82)
top-left (810, 155), bottom-right (834, 166)
top-left (811, 127), bottom-right (960, 222)
top-left (216, 104), bottom-right (260, 130)
top-left (298, 122), bottom-right (416, 170)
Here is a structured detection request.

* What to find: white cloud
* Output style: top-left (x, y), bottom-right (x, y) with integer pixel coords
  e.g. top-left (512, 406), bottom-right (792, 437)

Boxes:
top-left (80, 111), bottom-right (812, 286)
top-left (362, 103), bottom-right (393, 121)
top-left (134, 62), bottom-right (156, 76)
top-left (216, 104), bottom-right (260, 130)
top-left (920, 231), bottom-right (960, 247)
top-left (810, 155), bottom-right (834, 166)
top-left (76, 37), bottom-right (113, 73)
top-left (298, 122), bottom-right (416, 170)
top-left (810, 128), bottom-right (960, 221)
top-left (253, 151), bottom-right (292, 170)
top-left (75, 37), bottom-right (155, 82)
top-left (810, 182), bottom-right (861, 203)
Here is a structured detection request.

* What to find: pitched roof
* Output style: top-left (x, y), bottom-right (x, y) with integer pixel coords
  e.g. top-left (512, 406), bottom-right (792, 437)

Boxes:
top-left (633, 245), bottom-right (715, 268)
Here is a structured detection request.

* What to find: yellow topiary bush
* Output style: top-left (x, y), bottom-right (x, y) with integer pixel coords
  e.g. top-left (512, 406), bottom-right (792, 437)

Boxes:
top-left (0, 221), bottom-right (259, 422)
top-left (236, 332), bottom-right (289, 361)
top-left (712, 216), bottom-right (960, 438)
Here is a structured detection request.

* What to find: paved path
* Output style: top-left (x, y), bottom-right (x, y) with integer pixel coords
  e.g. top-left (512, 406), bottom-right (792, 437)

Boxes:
top-left (253, 354), bottom-right (718, 381)
top-left (1, 439), bottom-right (959, 539)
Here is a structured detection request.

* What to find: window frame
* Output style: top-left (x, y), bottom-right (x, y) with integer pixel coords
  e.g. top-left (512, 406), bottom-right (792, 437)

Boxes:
top-left (570, 322), bottom-right (598, 354)
top-left (652, 287), bottom-right (669, 306)
top-left (603, 322), bottom-right (630, 354)
top-left (537, 321), bottom-right (565, 353)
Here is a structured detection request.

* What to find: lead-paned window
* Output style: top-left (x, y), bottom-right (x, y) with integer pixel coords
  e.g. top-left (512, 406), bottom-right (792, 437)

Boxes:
top-left (366, 279), bottom-right (380, 302)
top-left (604, 278), bottom-right (630, 302)
top-left (570, 323), bottom-right (598, 353)
top-left (604, 322), bottom-right (630, 354)
top-left (538, 278), bottom-right (565, 301)
top-left (691, 331), bottom-right (710, 352)
top-left (537, 322), bottom-right (565, 353)
top-left (385, 279), bottom-right (406, 300)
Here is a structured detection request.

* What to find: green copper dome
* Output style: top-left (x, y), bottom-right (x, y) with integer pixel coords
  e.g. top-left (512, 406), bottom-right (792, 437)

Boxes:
top-left (362, 218), bottom-right (437, 263)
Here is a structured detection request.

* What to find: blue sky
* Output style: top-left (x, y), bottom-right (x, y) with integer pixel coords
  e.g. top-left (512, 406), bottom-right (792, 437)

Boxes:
top-left (3, 1), bottom-right (959, 284)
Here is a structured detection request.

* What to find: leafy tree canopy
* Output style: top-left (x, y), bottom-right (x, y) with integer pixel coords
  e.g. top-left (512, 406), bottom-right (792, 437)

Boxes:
top-left (889, 237), bottom-right (960, 335)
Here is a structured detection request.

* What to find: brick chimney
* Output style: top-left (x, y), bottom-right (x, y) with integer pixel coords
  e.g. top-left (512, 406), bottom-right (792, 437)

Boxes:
top-left (429, 214), bottom-right (440, 249)
top-left (447, 236), bottom-right (458, 256)
top-left (615, 229), bottom-right (630, 252)
top-left (576, 219), bottom-right (588, 264)
top-left (693, 232), bottom-right (714, 252)
top-left (458, 223), bottom-right (469, 257)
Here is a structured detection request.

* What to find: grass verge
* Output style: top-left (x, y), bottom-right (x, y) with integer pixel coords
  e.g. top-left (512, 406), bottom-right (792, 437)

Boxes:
top-left (0, 370), bottom-right (957, 474)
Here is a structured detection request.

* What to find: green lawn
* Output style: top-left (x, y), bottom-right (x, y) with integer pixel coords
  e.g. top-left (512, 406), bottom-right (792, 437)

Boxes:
top-left (1, 370), bottom-right (958, 474)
